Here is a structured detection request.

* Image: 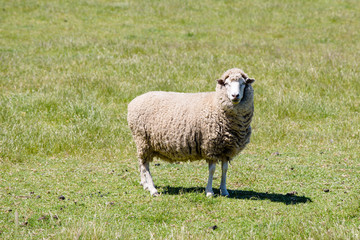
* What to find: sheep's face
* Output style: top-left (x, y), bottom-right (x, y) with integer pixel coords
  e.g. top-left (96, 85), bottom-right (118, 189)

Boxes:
top-left (217, 73), bottom-right (255, 105)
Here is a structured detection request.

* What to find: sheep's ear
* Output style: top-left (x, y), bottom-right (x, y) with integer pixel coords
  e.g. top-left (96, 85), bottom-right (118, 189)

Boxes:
top-left (217, 79), bottom-right (225, 86)
top-left (246, 78), bottom-right (255, 85)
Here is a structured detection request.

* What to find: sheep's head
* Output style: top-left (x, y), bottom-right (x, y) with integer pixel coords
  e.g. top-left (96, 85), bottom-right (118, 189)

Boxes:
top-left (217, 68), bottom-right (255, 105)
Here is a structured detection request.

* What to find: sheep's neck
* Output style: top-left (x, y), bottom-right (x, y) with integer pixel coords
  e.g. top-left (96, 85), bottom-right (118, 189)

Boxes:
top-left (215, 93), bottom-right (248, 116)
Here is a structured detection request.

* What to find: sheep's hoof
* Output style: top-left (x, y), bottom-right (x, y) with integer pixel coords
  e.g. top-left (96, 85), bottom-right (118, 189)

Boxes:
top-left (206, 192), bottom-right (215, 197)
top-left (152, 192), bottom-right (160, 197)
top-left (220, 189), bottom-right (229, 197)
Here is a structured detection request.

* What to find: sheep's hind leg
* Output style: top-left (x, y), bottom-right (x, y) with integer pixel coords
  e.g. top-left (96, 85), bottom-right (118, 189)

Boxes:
top-left (139, 161), bottom-right (147, 188)
top-left (139, 161), bottom-right (159, 196)
top-left (205, 162), bottom-right (216, 197)
top-left (220, 160), bottom-right (229, 197)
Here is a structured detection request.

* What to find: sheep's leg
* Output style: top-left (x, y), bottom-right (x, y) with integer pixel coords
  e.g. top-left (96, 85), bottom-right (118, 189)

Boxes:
top-left (205, 162), bottom-right (216, 197)
top-left (220, 161), bottom-right (229, 196)
top-left (139, 161), bottom-right (159, 196)
top-left (139, 161), bottom-right (147, 188)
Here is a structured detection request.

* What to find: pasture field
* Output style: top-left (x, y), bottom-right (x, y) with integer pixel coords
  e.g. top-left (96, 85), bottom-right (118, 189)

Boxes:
top-left (1, 0), bottom-right (359, 239)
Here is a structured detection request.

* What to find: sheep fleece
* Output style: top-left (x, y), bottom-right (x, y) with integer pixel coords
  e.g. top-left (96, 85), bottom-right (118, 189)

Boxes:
top-left (127, 83), bottom-right (254, 163)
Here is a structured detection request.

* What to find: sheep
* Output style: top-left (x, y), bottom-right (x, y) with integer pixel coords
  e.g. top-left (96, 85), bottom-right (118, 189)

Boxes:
top-left (127, 68), bottom-right (255, 197)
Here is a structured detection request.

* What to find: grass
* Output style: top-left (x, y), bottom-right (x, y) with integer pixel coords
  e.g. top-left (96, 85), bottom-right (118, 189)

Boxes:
top-left (1, 0), bottom-right (359, 239)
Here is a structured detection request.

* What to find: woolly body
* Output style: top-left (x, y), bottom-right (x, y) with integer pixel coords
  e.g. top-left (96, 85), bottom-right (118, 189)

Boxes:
top-left (127, 68), bottom-right (255, 196)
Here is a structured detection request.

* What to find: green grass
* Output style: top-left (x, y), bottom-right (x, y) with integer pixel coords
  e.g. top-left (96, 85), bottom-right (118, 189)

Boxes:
top-left (1, 0), bottom-right (359, 239)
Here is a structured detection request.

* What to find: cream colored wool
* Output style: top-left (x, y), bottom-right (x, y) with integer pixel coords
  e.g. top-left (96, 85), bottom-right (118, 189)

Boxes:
top-left (128, 68), bottom-right (255, 196)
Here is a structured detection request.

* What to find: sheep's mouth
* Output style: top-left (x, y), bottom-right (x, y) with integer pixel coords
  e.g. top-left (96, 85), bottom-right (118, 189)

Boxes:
top-left (231, 99), bottom-right (240, 104)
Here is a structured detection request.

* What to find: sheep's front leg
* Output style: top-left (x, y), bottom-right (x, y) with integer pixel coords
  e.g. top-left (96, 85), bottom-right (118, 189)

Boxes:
top-left (220, 161), bottom-right (229, 196)
top-left (205, 162), bottom-right (216, 197)
top-left (139, 161), bottom-right (159, 196)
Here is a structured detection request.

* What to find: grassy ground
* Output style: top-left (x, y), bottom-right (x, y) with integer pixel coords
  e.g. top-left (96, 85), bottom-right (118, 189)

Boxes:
top-left (1, 0), bottom-right (359, 239)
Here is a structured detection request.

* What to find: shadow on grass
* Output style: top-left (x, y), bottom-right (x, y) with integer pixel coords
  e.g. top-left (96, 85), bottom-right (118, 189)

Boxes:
top-left (161, 186), bottom-right (312, 205)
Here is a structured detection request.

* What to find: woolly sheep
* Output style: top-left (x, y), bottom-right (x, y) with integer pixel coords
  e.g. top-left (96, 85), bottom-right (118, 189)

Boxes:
top-left (127, 68), bottom-right (255, 196)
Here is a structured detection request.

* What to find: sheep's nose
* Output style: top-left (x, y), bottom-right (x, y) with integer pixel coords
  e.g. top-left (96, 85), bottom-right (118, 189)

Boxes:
top-left (232, 93), bottom-right (240, 99)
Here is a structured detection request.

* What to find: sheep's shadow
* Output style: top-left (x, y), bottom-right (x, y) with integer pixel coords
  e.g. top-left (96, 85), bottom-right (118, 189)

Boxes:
top-left (160, 186), bottom-right (312, 205)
